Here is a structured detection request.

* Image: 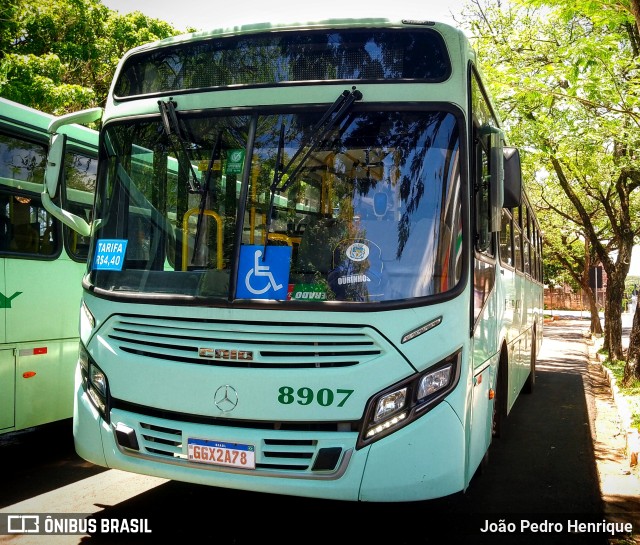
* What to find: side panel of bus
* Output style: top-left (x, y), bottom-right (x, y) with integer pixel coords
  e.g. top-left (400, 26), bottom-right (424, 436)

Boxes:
top-left (8, 257), bottom-right (84, 430)
top-left (0, 98), bottom-right (96, 434)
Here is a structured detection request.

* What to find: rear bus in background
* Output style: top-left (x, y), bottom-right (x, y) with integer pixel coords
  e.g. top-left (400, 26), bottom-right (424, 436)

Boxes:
top-left (0, 98), bottom-right (97, 435)
top-left (43, 18), bottom-right (543, 501)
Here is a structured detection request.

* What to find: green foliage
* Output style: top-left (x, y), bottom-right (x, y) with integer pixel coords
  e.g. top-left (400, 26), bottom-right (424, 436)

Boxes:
top-left (626, 276), bottom-right (640, 294)
top-left (0, 53), bottom-right (96, 114)
top-left (0, 0), bottom-right (180, 114)
top-left (601, 356), bottom-right (640, 432)
top-left (0, 1), bottom-right (22, 56)
top-left (461, 0), bottom-right (640, 356)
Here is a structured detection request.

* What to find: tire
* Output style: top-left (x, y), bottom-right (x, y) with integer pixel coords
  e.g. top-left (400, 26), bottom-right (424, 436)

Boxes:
top-left (523, 331), bottom-right (536, 394)
top-left (492, 362), bottom-right (506, 439)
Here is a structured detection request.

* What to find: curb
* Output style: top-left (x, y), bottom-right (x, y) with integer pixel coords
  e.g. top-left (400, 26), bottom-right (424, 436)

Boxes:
top-left (590, 336), bottom-right (639, 467)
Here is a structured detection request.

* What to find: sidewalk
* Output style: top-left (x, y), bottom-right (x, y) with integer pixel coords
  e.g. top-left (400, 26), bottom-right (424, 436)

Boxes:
top-left (566, 308), bottom-right (640, 470)
top-left (552, 315), bottom-right (640, 543)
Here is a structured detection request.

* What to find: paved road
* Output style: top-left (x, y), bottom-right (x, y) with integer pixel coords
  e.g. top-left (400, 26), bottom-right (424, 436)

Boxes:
top-left (0, 318), bottom-right (638, 545)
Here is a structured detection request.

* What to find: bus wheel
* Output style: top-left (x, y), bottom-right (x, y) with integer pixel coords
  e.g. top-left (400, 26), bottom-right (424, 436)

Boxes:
top-left (523, 331), bottom-right (536, 394)
top-left (492, 362), bottom-right (506, 439)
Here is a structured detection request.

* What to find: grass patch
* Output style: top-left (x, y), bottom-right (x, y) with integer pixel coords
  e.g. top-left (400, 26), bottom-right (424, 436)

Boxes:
top-left (601, 356), bottom-right (640, 432)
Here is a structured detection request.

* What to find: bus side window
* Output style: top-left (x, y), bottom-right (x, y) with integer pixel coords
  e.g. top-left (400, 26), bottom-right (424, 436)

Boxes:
top-left (40, 222), bottom-right (56, 255)
top-left (0, 200), bottom-right (10, 251)
top-left (10, 198), bottom-right (39, 253)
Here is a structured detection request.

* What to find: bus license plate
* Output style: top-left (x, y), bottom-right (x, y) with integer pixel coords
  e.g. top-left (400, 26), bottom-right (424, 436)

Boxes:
top-left (187, 438), bottom-right (255, 469)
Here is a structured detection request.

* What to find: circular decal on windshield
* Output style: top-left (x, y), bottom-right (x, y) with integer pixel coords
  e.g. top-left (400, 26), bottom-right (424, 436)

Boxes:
top-left (346, 242), bottom-right (369, 262)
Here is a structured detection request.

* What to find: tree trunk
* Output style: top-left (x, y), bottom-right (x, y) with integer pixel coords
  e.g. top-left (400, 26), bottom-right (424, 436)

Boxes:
top-left (625, 298), bottom-right (640, 386)
top-left (603, 270), bottom-right (625, 361)
top-left (587, 292), bottom-right (603, 335)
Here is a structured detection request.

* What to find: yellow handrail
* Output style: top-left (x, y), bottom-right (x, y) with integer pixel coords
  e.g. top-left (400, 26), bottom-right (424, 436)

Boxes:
top-left (266, 232), bottom-right (301, 246)
top-left (181, 208), bottom-right (223, 271)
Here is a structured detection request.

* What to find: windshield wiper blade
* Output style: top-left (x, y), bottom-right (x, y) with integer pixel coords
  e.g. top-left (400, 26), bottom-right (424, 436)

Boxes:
top-left (262, 87), bottom-right (363, 257)
top-left (192, 131), bottom-right (222, 265)
top-left (158, 99), bottom-right (201, 194)
top-left (278, 86), bottom-right (362, 193)
top-left (263, 123), bottom-right (286, 256)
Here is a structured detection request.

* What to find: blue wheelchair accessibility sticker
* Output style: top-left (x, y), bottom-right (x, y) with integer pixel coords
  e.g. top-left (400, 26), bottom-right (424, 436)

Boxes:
top-left (236, 245), bottom-right (292, 300)
top-left (93, 239), bottom-right (128, 271)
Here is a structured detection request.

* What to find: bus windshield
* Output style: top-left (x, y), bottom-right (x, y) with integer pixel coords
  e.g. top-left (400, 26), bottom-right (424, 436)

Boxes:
top-left (91, 106), bottom-right (462, 304)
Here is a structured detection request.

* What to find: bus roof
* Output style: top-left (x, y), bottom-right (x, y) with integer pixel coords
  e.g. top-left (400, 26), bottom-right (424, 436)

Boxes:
top-left (0, 97), bottom-right (98, 149)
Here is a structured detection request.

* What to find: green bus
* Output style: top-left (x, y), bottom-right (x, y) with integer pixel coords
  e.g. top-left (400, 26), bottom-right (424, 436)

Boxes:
top-left (0, 97), bottom-right (97, 435)
top-left (44, 18), bottom-right (543, 501)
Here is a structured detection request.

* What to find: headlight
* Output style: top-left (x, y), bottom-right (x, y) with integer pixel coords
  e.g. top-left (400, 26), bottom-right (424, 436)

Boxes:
top-left (374, 388), bottom-right (408, 423)
top-left (418, 365), bottom-right (452, 399)
top-left (78, 342), bottom-right (110, 423)
top-left (358, 349), bottom-right (461, 448)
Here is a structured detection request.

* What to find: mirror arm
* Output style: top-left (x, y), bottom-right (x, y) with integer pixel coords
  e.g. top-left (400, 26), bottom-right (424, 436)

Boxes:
top-left (41, 191), bottom-right (91, 237)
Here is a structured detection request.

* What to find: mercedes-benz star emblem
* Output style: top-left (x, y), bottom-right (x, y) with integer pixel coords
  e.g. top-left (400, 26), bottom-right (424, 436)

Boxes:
top-left (214, 385), bottom-right (239, 412)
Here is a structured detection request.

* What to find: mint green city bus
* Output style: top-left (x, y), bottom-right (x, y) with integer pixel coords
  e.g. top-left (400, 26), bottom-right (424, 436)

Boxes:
top-left (44, 18), bottom-right (543, 501)
top-left (0, 97), bottom-right (97, 435)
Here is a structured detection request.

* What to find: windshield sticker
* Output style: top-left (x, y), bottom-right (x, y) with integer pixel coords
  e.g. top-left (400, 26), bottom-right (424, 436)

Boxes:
top-left (92, 239), bottom-right (128, 271)
top-left (345, 242), bottom-right (369, 262)
top-left (236, 245), bottom-right (291, 300)
top-left (225, 149), bottom-right (245, 175)
top-left (287, 283), bottom-right (327, 301)
top-left (337, 274), bottom-right (371, 285)
top-left (328, 238), bottom-right (383, 300)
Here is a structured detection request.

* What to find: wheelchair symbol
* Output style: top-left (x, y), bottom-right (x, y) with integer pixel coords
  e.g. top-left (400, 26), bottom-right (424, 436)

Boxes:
top-left (244, 249), bottom-right (283, 295)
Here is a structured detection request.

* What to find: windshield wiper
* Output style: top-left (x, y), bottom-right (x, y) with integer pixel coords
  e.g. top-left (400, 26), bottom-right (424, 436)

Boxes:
top-left (158, 99), bottom-right (201, 194)
top-left (263, 123), bottom-right (286, 256)
top-left (263, 86), bottom-right (363, 255)
top-left (278, 86), bottom-right (362, 193)
top-left (192, 131), bottom-right (222, 265)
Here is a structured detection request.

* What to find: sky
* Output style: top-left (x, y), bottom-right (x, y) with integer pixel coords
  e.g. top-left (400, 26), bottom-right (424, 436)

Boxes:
top-left (100, 0), bottom-right (469, 32)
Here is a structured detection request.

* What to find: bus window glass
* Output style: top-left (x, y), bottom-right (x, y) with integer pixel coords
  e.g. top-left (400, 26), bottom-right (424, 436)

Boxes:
top-left (0, 133), bottom-right (46, 185)
top-left (0, 133), bottom-right (59, 256)
top-left (114, 30), bottom-right (451, 97)
top-left (514, 224), bottom-right (523, 272)
top-left (500, 209), bottom-right (512, 267)
top-left (63, 149), bottom-right (98, 261)
top-left (474, 139), bottom-right (491, 252)
top-left (91, 109), bottom-right (462, 303)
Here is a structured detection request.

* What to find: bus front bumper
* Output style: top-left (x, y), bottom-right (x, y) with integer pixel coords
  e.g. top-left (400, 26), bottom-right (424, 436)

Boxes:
top-left (73, 371), bottom-right (465, 502)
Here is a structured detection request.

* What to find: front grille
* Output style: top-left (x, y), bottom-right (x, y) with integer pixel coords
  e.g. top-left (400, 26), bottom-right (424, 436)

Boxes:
top-left (122, 417), bottom-right (353, 476)
top-left (104, 315), bottom-right (386, 368)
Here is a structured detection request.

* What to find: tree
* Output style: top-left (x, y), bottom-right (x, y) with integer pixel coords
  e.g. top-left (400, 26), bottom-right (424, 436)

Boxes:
top-left (540, 197), bottom-right (603, 334)
top-left (461, 0), bottom-right (640, 380)
top-left (0, 0), bottom-right (179, 114)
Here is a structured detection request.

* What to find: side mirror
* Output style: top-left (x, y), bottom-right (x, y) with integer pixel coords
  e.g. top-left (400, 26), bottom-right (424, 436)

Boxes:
top-left (45, 132), bottom-right (66, 199)
top-left (43, 107), bottom-right (102, 236)
top-left (503, 147), bottom-right (522, 208)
